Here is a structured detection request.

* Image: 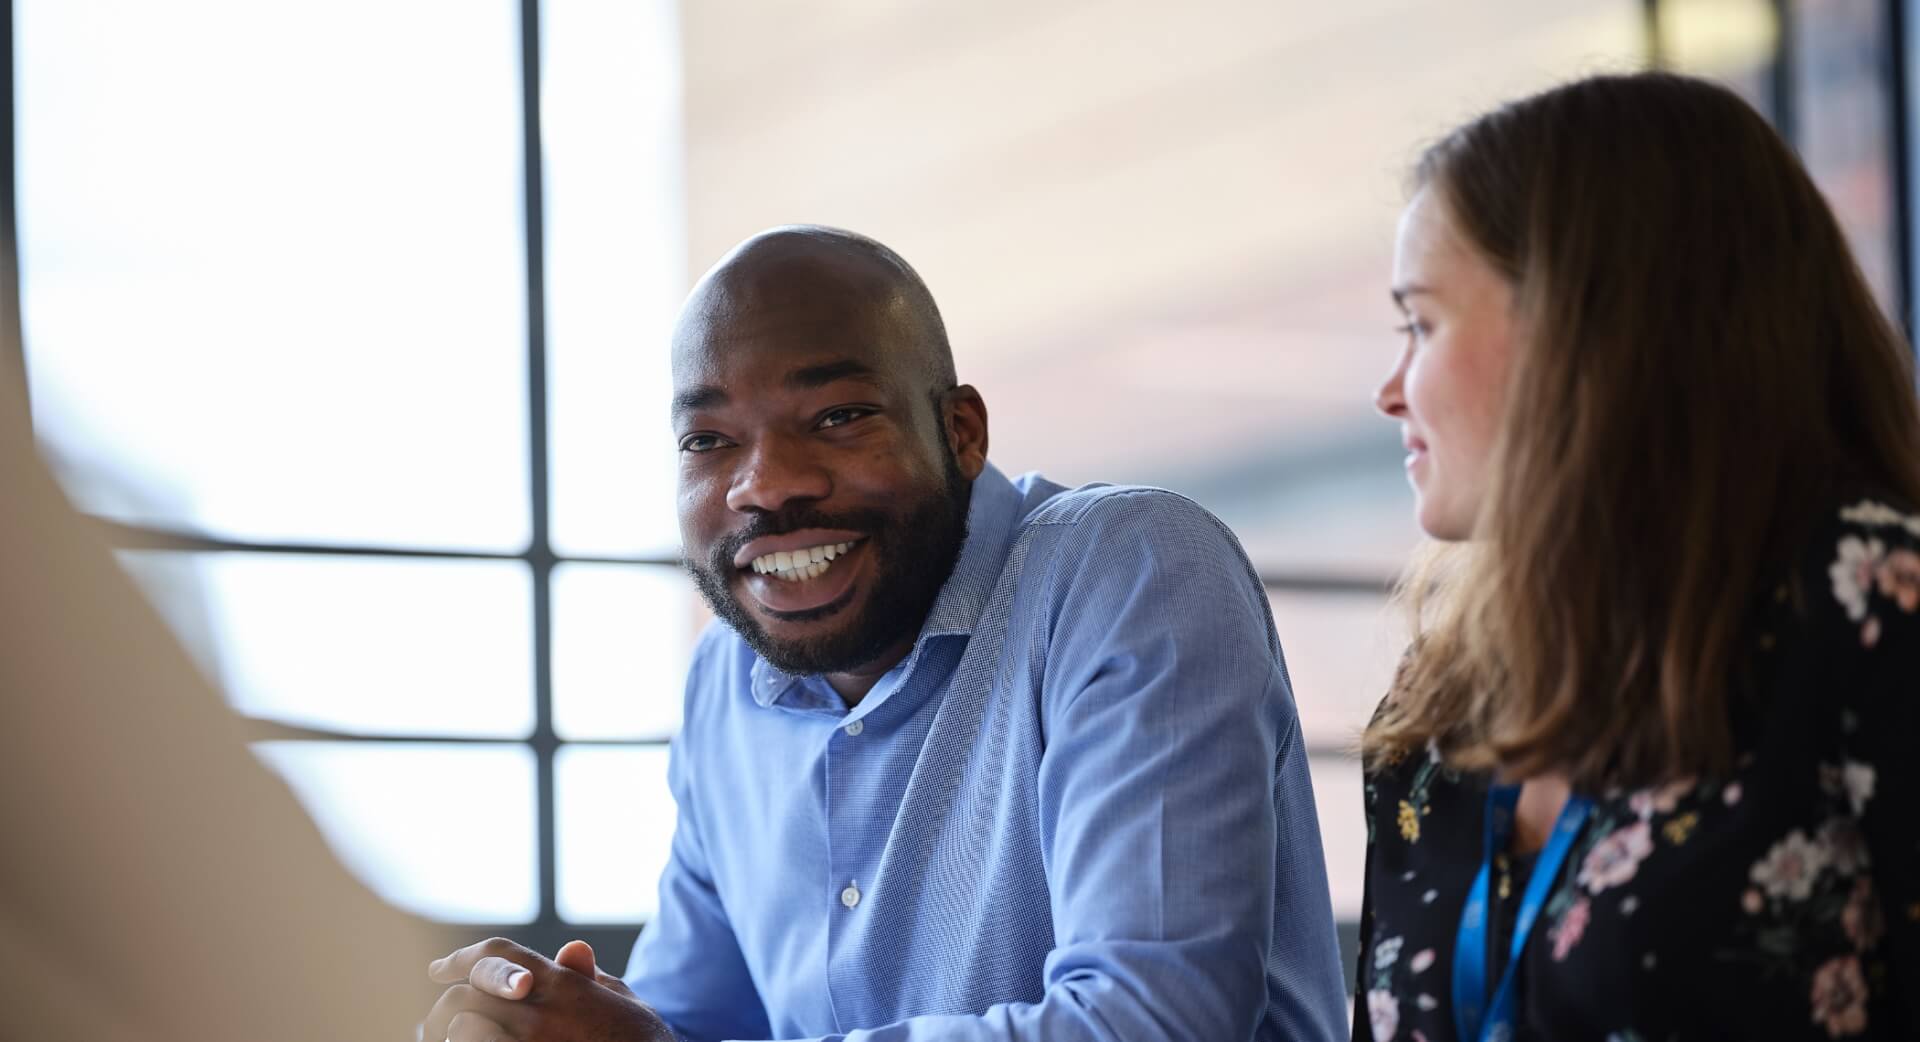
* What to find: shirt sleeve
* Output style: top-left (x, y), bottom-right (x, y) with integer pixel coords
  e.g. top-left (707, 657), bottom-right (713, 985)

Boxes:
top-left (726, 490), bottom-right (1348, 1042)
top-left (1829, 507), bottom-right (1920, 1033)
top-left (624, 641), bottom-right (774, 1042)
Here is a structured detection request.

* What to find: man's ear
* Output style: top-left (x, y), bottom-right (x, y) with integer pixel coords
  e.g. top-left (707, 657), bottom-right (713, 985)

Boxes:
top-left (942, 385), bottom-right (989, 480)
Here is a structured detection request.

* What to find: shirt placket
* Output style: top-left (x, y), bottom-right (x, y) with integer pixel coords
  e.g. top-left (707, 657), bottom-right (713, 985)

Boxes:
top-left (822, 650), bottom-right (932, 1029)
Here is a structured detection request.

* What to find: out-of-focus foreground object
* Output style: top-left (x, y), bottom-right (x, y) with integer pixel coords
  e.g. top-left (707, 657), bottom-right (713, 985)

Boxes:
top-left (0, 352), bottom-right (448, 1040)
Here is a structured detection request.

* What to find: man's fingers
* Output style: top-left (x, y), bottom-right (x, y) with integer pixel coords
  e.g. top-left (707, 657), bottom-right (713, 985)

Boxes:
top-left (422, 985), bottom-right (529, 1042)
top-left (428, 937), bottom-right (541, 985)
top-left (445, 1011), bottom-right (515, 1042)
top-left (468, 956), bottom-right (534, 999)
top-left (553, 939), bottom-right (597, 977)
top-left (594, 968), bottom-right (636, 995)
top-left (552, 938), bottom-right (633, 995)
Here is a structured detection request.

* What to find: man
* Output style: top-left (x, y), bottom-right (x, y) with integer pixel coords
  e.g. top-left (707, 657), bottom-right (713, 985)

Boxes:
top-left (425, 227), bottom-right (1347, 1041)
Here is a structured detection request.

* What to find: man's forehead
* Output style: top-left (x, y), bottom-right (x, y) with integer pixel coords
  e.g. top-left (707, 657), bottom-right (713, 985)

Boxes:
top-left (670, 335), bottom-right (905, 417)
top-left (672, 293), bottom-right (917, 380)
top-left (683, 296), bottom-right (884, 346)
top-left (674, 341), bottom-right (886, 383)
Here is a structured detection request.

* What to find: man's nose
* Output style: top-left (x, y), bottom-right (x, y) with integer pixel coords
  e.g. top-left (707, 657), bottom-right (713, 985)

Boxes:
top-left (724, 435), bottom-right (832, 514)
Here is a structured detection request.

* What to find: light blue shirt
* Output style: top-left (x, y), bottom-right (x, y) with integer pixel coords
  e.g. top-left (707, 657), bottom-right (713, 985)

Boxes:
top-left (625, 464), bottom-right (1347, 1041)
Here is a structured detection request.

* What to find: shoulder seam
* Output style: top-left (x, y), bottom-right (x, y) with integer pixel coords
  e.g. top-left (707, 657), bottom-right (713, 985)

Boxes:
top-left (1024, 484), bottom-right (1205, 528)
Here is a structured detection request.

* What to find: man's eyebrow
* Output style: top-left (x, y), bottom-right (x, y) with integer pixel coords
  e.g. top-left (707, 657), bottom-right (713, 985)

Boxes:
top-left (672, 385), bottom-right (728, 415)
top-left (787, 359), bottom-right (881, 390)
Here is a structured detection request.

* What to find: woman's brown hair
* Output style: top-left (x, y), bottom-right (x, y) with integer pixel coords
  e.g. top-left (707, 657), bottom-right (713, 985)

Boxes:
top-left (1363, 72), bottom-right (1920, 791)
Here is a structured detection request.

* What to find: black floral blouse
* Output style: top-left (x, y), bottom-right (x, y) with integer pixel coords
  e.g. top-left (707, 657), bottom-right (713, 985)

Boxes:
top-left (1354, 500), bottom-right (1920, 1041)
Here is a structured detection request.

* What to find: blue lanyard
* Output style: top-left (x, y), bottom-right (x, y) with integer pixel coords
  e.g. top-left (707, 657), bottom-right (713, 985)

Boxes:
top-left (1451, 783), bottom-right (1591, 1042)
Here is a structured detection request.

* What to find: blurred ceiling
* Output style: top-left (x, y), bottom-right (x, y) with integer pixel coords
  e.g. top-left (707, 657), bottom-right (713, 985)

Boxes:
top-left (679, 0), bottom-right (1647, 569)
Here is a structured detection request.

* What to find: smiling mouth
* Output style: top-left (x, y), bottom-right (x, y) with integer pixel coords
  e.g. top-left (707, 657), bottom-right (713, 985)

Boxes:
top-left (745, 540), bottom-right (858, 582)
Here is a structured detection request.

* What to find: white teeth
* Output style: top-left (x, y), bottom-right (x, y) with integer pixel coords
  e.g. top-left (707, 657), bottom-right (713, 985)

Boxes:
top-left (747, 541), bottom-right (857, 581)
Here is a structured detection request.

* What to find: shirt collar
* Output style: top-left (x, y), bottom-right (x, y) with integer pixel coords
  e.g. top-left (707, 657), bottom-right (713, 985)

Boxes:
top-left (748, 462), bottom-right (1022, 710)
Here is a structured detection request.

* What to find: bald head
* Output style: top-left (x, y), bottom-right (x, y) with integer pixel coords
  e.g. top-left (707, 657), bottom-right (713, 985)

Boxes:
top-left (674, 226), bottom-right (956, 394)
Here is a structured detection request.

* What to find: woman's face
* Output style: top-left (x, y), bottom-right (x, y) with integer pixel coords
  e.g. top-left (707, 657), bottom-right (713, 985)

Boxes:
top-left (1375, 187), bottom-right (1518, 542)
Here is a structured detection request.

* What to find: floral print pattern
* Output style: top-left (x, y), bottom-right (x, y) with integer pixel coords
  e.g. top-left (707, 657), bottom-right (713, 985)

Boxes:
top-left (1843, 877), bottom-right (1883, 951)
top-left (1830, 535), bottom-right (1883, 623)
top-left (1811, 956), bottom-right (1869, 1037)
top-left (1750, 830), bottom-right (1831, 901)
top-left (1875, 549), bottom-right (1920, 612)
top-left (1549, 897), bottom-right (1590, 961)
top-left (1367, 989), bottom-right (1399, 1041)
top-left (1830, 500), bottom-right (1920, 645)
top-left (1576, 819), bottom-right (1654, 895)
top-left (1353, 499), bottom-right (1917, 1041)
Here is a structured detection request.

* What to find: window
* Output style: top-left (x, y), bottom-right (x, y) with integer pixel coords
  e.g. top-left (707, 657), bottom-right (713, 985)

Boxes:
top-left (16, 0), bottom-right (692, 955)
top-left (1656, 0), bottom-right (1907, 323)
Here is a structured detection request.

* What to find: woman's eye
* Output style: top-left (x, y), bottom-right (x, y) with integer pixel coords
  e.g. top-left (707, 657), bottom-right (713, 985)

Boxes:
top-left (818, 407), bottom-right (873, 429)
top-left (1394, 320), bottom-right (1431, 340)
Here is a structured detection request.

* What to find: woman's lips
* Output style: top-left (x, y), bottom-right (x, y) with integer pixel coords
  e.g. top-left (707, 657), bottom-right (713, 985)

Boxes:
top-left (1403, 433), bottom-right (1429, 471)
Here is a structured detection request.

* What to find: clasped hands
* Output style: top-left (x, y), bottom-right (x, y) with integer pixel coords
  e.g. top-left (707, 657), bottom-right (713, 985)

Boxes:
top-left (421, 937), bottom-right (677, 1042)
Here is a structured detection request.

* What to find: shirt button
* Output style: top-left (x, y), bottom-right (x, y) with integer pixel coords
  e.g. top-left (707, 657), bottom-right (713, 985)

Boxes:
top-left (840, 882), bottom-right (861, 908)
top-left (845, 719), bottom-right (864, 737)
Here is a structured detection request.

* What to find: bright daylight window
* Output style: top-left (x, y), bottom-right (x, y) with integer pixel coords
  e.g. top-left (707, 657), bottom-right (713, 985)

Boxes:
top-left (17, 0), bottom-right (693, 938)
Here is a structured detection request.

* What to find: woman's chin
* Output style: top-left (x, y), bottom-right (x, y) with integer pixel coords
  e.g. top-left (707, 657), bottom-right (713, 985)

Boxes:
top-left (1415, 496), bottom-right (1475, 543)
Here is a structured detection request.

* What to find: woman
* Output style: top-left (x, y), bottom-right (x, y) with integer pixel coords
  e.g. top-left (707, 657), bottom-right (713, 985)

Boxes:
top-left (1359, 72), bottom-right (1919, 1040)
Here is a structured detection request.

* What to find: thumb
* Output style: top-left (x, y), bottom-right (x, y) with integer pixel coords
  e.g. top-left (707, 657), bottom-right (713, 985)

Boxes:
top-left (554, 939), bottom-right (598, 977)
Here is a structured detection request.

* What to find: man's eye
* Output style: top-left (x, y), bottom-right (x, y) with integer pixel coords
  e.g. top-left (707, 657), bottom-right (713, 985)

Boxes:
top-left (817, 407), bottom-right (873, 430)
top-left (679, 433), bottom-right (726, 453)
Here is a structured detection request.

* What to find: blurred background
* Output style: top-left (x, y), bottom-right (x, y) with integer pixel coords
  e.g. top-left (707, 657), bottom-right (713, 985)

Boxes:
top-left (7, 0), bottom-right (1909, 977)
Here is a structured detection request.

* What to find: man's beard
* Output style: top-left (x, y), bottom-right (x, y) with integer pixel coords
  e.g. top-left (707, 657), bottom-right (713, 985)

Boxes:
top-left (684, 453), bottom-right (972, 677)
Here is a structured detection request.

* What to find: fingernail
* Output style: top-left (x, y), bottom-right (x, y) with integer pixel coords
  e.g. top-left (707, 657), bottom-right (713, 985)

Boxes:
top-left (507, 969), bottom-right (530, 992)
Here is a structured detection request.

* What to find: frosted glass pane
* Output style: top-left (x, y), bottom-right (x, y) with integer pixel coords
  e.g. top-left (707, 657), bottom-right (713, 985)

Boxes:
top-left (257, 742), bottom-right (538, 923)
top-left (556, 745), bottom-right (676, 923)
top-left (17, 0), bottom-right (531, 550)
top-left (552, 563), bottom-right (700, 740)
top-left (1309, 755), bottom-right (1367, 921)
top-left (544, 0), bottom-right (686, 557)
top-left (1267, 591), bottom-right (1402, 752)
top-left (120, 552), bottom-right (534, 738)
